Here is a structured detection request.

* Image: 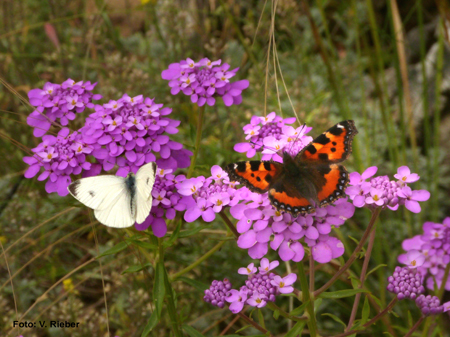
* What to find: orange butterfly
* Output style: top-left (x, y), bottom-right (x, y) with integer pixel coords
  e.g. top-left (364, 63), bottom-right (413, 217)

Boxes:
top-left (225, 120), bottom-right (358, 216)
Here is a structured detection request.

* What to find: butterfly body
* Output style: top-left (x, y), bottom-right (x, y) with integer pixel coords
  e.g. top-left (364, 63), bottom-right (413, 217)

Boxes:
top-left (225, 120), bottom-right (357, 216)
top-left (68, 162), bottom-right (157, 228)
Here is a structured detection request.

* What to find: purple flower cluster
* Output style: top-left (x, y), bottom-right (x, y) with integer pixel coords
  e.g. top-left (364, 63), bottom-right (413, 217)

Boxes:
top-left (80, 94), bottom-right (191, 176)
top-left (399, 217), bottom-right (450, 291)
top-left (203, 259), bottom-right (296, 313)
top-left (27, 79), bottom-right (101, 137)
top-left (234, 112), bottom-right (313, 161)
top-left (161, 57), bottom-right (249, 107)
top-left (176, 165), bottom-right (240, 223)
top-left (387, 266), bottom-right (425, 300)
top-left (135, 168), bottom-right (193, 237)
top-left (231, 194), bottom-right (354, 263)
top-left (23, 128), bottom-right (93, 196)
top-left (415, 295), bottom-right (444, 316)
top-left (203, 278), bottom-right (232, 309)
top-left (346, 166), bottom-right (430, 213)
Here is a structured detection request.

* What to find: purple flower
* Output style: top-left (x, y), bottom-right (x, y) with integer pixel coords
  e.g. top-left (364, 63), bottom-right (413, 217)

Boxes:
top-left (415, 295), bottom-right (444, 315)
top-left (247, 293), bottom-right (267, 308)
top-left (347, 166), bottom-right (429, 212)
top-left (204, 279), bottom-right (232, 308)
top-left (397, 186), bottom-right (430, 213)
top-left (259, 258), bottom-right (279, 274)
top-left (387, 266), bottom-right (425, 300)
top-left (270, 274), bottom-right (297, 294)
top-left (404, 250), bottom-right (426, 269)
top-left (398, 217), bottom-right (450, 291)
top-left (238, 263), bottom-right (257, 276)
top-left (162, 58), bottom-right (249, 107)
top-left (26, 79), bottom-right (101, 137)
top-left (225, 289), bottom-right (248, 313)
top-left (394, 166), bottom-right (420, 184)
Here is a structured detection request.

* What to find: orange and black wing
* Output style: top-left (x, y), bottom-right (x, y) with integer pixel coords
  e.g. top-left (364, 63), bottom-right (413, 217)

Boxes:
top-left (315, 164), bottom-right (349, 207)
top-left (225, 161), bottom-right (283, 194)
top-left (298, 120), bottom-right (358, 164)
top-left (268, 180), bottom-right (315, 215)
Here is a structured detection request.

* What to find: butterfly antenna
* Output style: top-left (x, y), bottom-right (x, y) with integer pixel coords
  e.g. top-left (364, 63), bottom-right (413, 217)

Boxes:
top-left (286, 123), bottom-right (306, 155)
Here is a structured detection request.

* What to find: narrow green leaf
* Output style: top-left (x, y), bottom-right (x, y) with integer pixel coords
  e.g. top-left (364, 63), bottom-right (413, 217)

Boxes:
top-left (361, 296), bottom-right (370, 324)
top-left (122, 262), bottom-right (152, 274)
top-left (273, 309), bottom-right (280, 320)
top-left (176, 276), bottom-right (209, 292)
top-left (349, 275), bottom-right (362, 289)
top-left (366, 264), bottom-right (387, 277)
top-left (141, 311), bottom-right (159, 337)
top-left (163, 219), bottom-right (182, 248)
top-left (127, 239), bottom-right (158, 250)
top-left (257, 309), bottom-right (265, 329)
top-left (368, 293), bottom-right (382, 308)
top-left (321, 313), bottom-right (346, 328)
top-left (407, 310), bottom-right (413, 326)
top-left (290, 300), bottom-right (310, 316)
top-left (182, 325), bottom-right (205, 337)
top-left (97, 241), bottom-right (128, 258)
top-left (318, 289), bottom-right (369, 299)
top-left (178, 225), bottom-right (210, 238)
top-left (235, 325), bottom-right (252, 333)
top-left (154, 261), bottom-right (166, 317)
top-left (284, 321), bottom-right (306, 337)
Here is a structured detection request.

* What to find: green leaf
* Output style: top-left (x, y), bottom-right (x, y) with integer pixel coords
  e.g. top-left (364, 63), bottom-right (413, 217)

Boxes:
top-left (235, 325), bottom-right (252, 333)
top-left (290, 300), bottom-right (310, 316)
top-left (122, 262), bottom-right (152, 274)
top-left (257, 309), bottom-right (265, 329)
top-left (361, 296), bottom-right (370, 324)
top-left (141, 311), bottom-right (159, 337)
top-left (318, 289), bottom-right (369, 299)
top-left (284, 321), bottom-right (306, 337)
top-left (127, 239), bottom-right (158, 250)
top-left (163, 219), bottom-right (182, 248)
top-left (273, 309), bottom-right (280, 320)
top-left (178, 225), bottom-right (210, 238)
top-left (154, 261), bottom-right (166, 317)
top-left (176, 276), bottom-right (209, 292)
top-left (349, 275), bottom-right (362, 289)
top-left (314, 298), bottom-right (323, 313)
top-left (97, 241), bottom-right (128, 258)
top-left (321, 313), bottom-right (346, 328)
top-left (368, 293), bottom-right (382, 307)
top-left (366, 264), bottom-right (387, 277)
top-left (182, 325), bottom-right (205, 337)
top-left (361, 296), bottom-right (370, 325)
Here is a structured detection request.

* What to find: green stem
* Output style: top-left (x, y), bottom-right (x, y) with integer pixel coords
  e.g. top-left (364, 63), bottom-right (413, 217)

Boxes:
top-left (187, 106), bottom-right (205, 178)
top-left (266, 302), bottom-right (307, 322)
top-left (298, 260), bottom-right (318, 337)
top-left (237, 312), bottom-right (274, 336)
top-left (437, 262), bottom-right (450, 300)
top-left (170, 241), bottom-right (226, 281)
top-left (314, 208), bottom-right (381, 297)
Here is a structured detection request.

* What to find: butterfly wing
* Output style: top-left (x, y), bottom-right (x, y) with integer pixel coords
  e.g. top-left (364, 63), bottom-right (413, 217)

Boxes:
top-left (225, 161), bottom-right (283, 193)
top-left (314, 164), bottom-right (350, 207)
top-left (268, 178), bottom-right (315, 215)
top-left (68, 175), bottom-right (136, 228)
top-left (298, 120), bottom-right (358, 164)
top-left (135, 162), bottom-right (157, 224)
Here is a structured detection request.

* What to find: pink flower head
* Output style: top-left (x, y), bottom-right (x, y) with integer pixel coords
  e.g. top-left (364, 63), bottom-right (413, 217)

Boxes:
top-left (365, 188), bottom-right (385, 206)
top-left (258, 258), bottom-right (279, 274)
top-left (397, 186), bottom-right (430, 213)
top-left (349, 166), bottom-right (378, 185)
top-left (238, 262), bottom-right (257, 276)
top-left (247, 292), bottom-right (267, 308)
top-left (225, 289), bottom-right (248, 314)
top-left (270, 274), bottom-right (297, 294)
top-left (394, 166), bottom-right (420, 184)
top-left (404, 250), bottom-right (426, 269)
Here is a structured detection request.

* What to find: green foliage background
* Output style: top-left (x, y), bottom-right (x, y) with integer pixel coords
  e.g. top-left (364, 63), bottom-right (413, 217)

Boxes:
top-left (0, 0), bottom-right (449, 336)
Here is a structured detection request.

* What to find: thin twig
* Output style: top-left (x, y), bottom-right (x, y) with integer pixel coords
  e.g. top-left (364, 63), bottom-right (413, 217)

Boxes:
top-left (346, 222), bottom-right (377, 331)
top-left (237, 312), bottom-right (274, 336)
top-left (219, 211), bottom-right (239, 238)
top-left (314, 208), bottom-right (381, 297)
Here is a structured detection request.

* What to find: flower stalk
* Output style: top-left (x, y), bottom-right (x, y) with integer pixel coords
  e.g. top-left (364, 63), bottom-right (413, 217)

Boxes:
top-left (298, 260), bottom-right (318, 337)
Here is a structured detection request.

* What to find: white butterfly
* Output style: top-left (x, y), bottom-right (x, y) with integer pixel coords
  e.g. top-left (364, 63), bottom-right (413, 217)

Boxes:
top-left (68, 162), bottom-right (157, 228)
